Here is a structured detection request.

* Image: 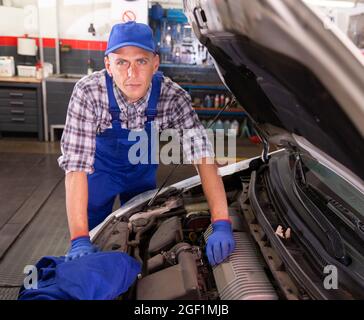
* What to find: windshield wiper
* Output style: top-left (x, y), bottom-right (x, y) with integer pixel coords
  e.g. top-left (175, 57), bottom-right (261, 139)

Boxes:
top-left (293, 154), bottom-right (352, 266)
top-left (295, 152), bottom-right (364, 240)
top-left (308, 184), bottom-right (364, 242)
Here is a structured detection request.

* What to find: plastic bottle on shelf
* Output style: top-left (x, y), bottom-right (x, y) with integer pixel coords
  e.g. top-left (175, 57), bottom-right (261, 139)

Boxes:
top-left (230, 119), bottom-right (240, 136)
top-left (201, 119), bottom-right (208, 128)
top-left (220, 94), bottom-right (225, 107)
top-left (214, 94), bottom-right (220, 109)
top-left (207, 96), bottom-right (213, 108)
top-left (204, 94), bottom-right (212, 108)
top-left (215, 119), bottom-right (224, 132)
top-left (225, 96), bottom-right (230, 106)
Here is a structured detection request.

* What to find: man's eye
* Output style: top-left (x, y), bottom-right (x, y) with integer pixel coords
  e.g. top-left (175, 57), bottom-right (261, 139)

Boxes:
top-left (117, 60), bottom-right (128, 65)
top-left (137, 59), bottom-right (147, 65)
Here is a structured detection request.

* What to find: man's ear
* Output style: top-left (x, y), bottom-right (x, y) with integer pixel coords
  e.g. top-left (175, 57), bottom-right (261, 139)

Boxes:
top-left (153, 54), bottom-right (160, 73)
top-left (104, 56), bottom-right (112, 76)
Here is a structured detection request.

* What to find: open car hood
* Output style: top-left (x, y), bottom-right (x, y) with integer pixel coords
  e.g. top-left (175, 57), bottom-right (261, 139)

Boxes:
top-left (184, 0), bottom-right (364, 184)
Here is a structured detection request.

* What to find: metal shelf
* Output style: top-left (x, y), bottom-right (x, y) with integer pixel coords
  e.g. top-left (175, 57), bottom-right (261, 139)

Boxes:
top-left (193, 107), bottom-right (246, 117)
top-left (160, 63), bottom-right (216, 69)
top-left (180, 83), bottom-right (227, 90)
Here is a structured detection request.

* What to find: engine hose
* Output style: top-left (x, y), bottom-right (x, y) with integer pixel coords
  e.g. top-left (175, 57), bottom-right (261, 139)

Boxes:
top-left (154, 208), bottom-right (187, 220)
top-left (132, 210), bottom-right (187, 275)
top-left (132, 216), bottom-right (158, 275)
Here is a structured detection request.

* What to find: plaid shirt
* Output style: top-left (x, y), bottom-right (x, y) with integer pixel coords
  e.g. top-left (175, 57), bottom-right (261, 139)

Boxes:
top-left (58, 69), bottom-right (214, 173)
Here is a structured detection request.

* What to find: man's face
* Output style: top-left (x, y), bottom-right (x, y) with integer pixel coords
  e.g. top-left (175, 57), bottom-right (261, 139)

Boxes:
top-left (104, 46), bottom-right (160, 103)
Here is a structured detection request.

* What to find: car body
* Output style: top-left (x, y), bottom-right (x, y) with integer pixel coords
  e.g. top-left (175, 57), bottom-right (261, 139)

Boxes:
top-left (90, 0), bottom-right (364, 300)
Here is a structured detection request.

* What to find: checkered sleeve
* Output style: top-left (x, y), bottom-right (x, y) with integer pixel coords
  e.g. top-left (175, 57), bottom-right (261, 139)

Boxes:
top-left (57, 82), bottom-right (97, 174)
top-left (169, 90), bottom-right (215, 163)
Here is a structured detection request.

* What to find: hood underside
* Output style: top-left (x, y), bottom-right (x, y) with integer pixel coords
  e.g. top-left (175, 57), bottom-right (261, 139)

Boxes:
top-left (184, 0), bottom-right (364, 183)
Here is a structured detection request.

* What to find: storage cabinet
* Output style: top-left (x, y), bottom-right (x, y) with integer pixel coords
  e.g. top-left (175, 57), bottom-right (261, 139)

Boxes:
top-left (46, 80), bottom-right (75, 128)
top-left (0, 82), bottom-right (43, 140)
top-left (45, 78), bottom-right (77, 141)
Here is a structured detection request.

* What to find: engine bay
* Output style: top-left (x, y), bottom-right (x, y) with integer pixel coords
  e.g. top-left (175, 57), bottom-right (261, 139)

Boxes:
top-left (91, 169), bottom-right (288, 300)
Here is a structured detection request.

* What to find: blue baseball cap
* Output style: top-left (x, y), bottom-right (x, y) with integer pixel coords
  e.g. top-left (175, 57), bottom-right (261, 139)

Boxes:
top-left (105, 21), bottom-right (156, 56)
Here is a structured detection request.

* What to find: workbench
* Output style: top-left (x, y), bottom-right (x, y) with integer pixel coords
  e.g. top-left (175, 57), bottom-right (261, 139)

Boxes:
top-left (0, 76), bottom-right (44, 141)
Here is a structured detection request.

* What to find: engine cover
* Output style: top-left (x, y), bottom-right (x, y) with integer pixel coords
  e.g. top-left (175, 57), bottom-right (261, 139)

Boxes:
top-left (148, 216), bottom-right (183, 255)
top-left (137, 243), bottom-right (200, 300)
top-left (204, 228), bottom-right (278, 300)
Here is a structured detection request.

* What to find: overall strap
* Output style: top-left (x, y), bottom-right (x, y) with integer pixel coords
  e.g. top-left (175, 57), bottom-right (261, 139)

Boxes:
top-left (145, 71), bottom-right (163, 123)
top-left (105, 72), bottom-right (121, 128)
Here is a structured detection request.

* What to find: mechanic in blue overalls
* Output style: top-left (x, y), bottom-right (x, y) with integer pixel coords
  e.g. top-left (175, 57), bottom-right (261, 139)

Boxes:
top-left (58, 22), bottom-right (235, 266)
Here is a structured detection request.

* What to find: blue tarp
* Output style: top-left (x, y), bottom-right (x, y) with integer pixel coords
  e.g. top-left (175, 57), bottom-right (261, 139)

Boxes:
top-left (18, 252), bottom-right (141, 300)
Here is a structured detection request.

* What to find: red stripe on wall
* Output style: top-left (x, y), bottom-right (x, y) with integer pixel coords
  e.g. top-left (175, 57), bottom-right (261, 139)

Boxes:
top-left (60, 39), bottom-right (107, 51)
top-left (0, 36), bottom-right (106, 51)
top-left (0, 36), bottom-right (17, 46)
top-left (42, 38), bottom-right (56, 48)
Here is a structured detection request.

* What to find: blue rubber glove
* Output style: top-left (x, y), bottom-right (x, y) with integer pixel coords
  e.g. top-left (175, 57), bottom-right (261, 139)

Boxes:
top-left (65, 236), bottom-right (99, 262)
top-left (206, 220), bottom-right (235, 266)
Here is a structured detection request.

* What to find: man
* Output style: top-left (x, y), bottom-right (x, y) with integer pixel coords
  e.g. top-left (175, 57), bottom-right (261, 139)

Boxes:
top-left (58, 21), bottom-right (235, 266)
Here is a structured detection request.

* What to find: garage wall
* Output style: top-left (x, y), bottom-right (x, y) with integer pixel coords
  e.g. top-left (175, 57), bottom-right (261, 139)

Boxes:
top-left (0, 0), bottom-right (152, 73)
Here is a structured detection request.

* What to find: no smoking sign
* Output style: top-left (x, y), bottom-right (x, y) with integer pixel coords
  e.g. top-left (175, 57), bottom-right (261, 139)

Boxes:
top-left (122, 10), bottom-right (136, 22)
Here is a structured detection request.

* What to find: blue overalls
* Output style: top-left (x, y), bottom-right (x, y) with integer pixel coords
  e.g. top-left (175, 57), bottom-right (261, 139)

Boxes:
top-left (87, 71), bottom-right (162, 230)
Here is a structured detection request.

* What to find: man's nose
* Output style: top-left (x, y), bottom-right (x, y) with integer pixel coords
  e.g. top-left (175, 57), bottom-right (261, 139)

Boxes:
top-left (127, 63), bottom-right (137, 78)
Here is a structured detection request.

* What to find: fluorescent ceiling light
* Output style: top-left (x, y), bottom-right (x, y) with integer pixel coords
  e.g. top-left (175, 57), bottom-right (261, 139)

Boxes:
top-left (303, 0), bottom-right (356, 8)
top-left (63, 0), bottom-right (109, 5)
top-left (38, 0), bottom-right (56, 8)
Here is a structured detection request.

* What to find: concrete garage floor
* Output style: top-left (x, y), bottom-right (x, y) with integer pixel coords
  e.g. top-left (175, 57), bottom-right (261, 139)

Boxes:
top-left (0, 135), bottom-right (261, 300)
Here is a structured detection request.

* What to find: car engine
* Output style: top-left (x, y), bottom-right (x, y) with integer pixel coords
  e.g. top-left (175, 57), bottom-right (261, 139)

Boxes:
top-left (92, 179), bottom-right (279, 300)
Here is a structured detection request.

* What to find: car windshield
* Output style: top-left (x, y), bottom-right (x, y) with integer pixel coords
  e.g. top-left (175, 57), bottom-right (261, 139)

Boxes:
top-left (304, 0), bottom-right (364, 51)
top-left (301, 154), bottom-right (364, 221)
